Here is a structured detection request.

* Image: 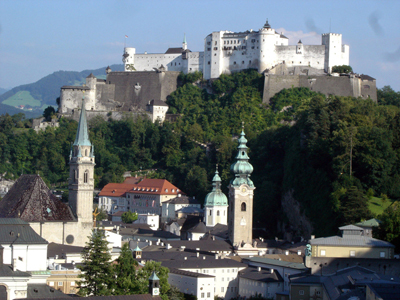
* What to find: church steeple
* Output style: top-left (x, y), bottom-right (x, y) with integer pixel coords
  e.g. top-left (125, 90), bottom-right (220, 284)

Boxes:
top-left (73, 100), bottom-right (91, 147)
top-left (228, 123), bottom-right (255, 248)
top-left (182, 33), bottom-right (187, 50)
top-left (230, 124), bottom-right (254, 187)
top-left (204, 165), bottom-right (228, 227)
top-left (68, 96), bottom-right (95, 227)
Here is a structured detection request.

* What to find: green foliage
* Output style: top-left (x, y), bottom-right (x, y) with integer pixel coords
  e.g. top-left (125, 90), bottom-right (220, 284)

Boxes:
top-left (135, 261), bottom-right (170, 300)
top-left (167, 286), bottom-right (185, 300)
top-left (78, 229), bottom-right (114, 296)
top-left (43, 106), bottom-right (56, 121)
top-left (375, 201), bottom-right (400, 252)
top-left (339, 186), bottom-right (371, 224)
top-left (332, 65), bottom-right (353, 73)
top-left (378, 85), bottom-right (400, 107)
top-left (96, 206), bottom-right (108, 221)
top-left (121, 211), bottom-right (138, 224)
top-left (113, 243), bottom-right (139, 295)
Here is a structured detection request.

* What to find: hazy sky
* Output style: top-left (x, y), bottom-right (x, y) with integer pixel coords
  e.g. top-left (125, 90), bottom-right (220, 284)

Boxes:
top-left (1, 0), bottom-right (399, 90)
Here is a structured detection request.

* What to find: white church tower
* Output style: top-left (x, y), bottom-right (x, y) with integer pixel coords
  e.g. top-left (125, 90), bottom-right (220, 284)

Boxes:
top-left (68, 99), bottom-right (95, 225)
top-left (204, 165), bottom-right (228, 227)
top-left (228, 126), bottom-right (255, 247)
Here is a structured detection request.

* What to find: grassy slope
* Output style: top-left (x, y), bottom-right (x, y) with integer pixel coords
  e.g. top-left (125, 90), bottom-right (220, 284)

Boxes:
top-left (2, 91), bottom-right (41, 107)
top-left (368, 196), bottom-right (393, 216)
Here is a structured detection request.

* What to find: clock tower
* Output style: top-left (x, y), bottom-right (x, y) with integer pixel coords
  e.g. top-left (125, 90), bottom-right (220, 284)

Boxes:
top-left (149, 271), bottom-right (160, 296)
top-left (228, 126), bottom-right (255, 247)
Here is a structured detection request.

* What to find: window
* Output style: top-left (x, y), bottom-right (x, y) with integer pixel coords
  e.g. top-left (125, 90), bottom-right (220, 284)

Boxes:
top-left (70, 281), bottom-right (75, 286)
top-left (49, 282), bottom-right (54, 286)
top-left (210, 210), bottom-right (212, 216)
top-left (217, 210), bottom-right (220, 216)
top-left (350, 250), bottom-right (356, 257)
top-left (299, 290), bottom-right (304, 295)
top-left (320, 250), bottom-right (326, 256)
top-left (380, 251), bottom-right (386, 258)
top-left (201, 293), bottom-right (204, 298)
top-left (207, 292), bottom-right (210, 297)
top-left (58, 282), bottom-right (63, 286)
top-left (221, 287), bottom-right (224, 292)
top-left (84, 170), bottom-right (89, 183)
top-left (241, 202), bottom-right (246, 211)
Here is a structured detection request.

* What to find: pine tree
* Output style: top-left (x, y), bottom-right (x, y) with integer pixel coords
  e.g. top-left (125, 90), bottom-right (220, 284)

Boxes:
top-left (114, 243), bottom-right (139, 295)
top-left (77, 229), bottom-right (114, 296)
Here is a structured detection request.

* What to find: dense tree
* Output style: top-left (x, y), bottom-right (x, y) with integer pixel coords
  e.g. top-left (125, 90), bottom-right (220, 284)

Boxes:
top-left (78, 229), bottom-right (114, 296)
top-left (339, 186), bottom-right (371, 225)
top-left (121, 211), bottom-right (138, 224)
top-left (332, 65), bottom-right (353, 73)
top-left (135, 261), bottom-right (170, 300)
top-left (43, 106), bottom-right (56, 121)
top-left (375, 201), bottom-right (400, 252)
top-left (113, 243), bottom-right (139, 295)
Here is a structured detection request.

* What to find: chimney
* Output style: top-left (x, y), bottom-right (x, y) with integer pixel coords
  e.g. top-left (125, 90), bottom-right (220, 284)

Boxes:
top-left (149, 241), bottom-right (152, 246)
top-left (257, 267), bottom-right (261, 272)
top-left (184, 257), bottom-right (187, 260)
top-left (203, 256), bottom-right (206, 260)
top-left (55, 255), bottom-right (58, 259)
top-left (311, 235), bottom-right (315, 240)
top-left (297, 250), bottom-right (301, 255)
top-left (166, 244), bottom-right (171, 250)
top-left (196, 252), bottom-right (199, 257)
top-left (275, 237), bottom-right (278, 241)
top-left (215, 254), bottom-right (218, 260)
top-left (270, 269), bottom-right (274, 274)
top-left (13, 258), bottom-right (17, 271)
top-left (285, 251), bottom-right (289, 255)
top-left (196, 248), bottom-right (200, 251)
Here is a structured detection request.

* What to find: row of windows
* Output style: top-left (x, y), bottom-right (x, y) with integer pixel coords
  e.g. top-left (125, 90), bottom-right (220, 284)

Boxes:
top-left (74, 170), bottom-right (90, 183)
top-left (49, 281), bottom-right (75, 287)
top-left (200, 292), bottom-right (211, 298)
top-left (319, 249), bottom-right (386, 258)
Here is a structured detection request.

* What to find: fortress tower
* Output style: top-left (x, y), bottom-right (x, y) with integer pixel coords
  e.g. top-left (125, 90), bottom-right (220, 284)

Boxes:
top-left (204, 165), bottom-right (228, 227)
top-left (228, 126), bottom-right (255, 247)
top-left (68, 99), bottom-right (95, 224)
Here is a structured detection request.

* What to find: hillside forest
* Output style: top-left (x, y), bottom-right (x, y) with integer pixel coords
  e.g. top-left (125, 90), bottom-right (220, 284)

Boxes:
top-left (1, 70), bottom-right (400, 240)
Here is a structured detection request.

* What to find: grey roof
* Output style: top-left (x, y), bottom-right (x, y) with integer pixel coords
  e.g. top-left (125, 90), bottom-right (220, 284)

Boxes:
top-left (164, 195), bottom-right (199, 205)
top-left (165, 47), bottom-right (184, 54)
top-left (0, 264), bottom-right (30, 277)
top-left (310, 235), bottom-right (395, 248)
top-left (47, 242), bottom-right (83, 258)
top-left (239, 266), bottom-right (283, 283)
top-left (162, 257), bottom-right (247, 269)
top-left (0, 175), bottom-right (74, 222)
top-left (25, 284), bottom-right (71, 299)
top-left (149, 100), bottom-right (168, 107)
top-left (0, 218), bottom-right (48, 244)
top-left (86, 73), bottom-right (96, 78)
top-left (167, 239), bottom-right (233, 252)
top-left (141, 250), bottom-right (214, 262)
top-left (24, 295), bottom-right (161, 300)
top-left (73, 100), bottom-right (91, 146)
top-left (247, 257), bottom-right (308, 270)
top-left (338, 225), bottom-right (364, 231)
top-left (208, 223), bottom-right (228, 239)
top-left (170, 268), bottom-right (215, 278)
top-left (176, 207), bottom-right (203, 214)
top-left (360, 74), bottom-right (376, 81)
top-left (187, 222), bottom-right (207, 233)
top-left (367, 283), bottom-right (400, 300)
top-left (120, 228), bottom-right (180, 240)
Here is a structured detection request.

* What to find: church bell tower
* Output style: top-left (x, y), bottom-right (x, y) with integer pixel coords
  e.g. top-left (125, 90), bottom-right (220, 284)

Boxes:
top-left (69, 99), bottom-right (95, 224)
top-left (228, 125), bottom-right (255, 247)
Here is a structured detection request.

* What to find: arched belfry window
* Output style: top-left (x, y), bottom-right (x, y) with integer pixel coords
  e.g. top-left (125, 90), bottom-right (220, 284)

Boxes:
top-left (85, 149), bottom-right (88, 156)
top-left (241, 202), bottom-right (246, 211)
top-left (84, 170), bottom-right (89, 183)
top-left (74, 170), bottom-right (78, 182)
top-left (209, 210), bottom-right (212, 216)
top-left (217, 210), bottom-right (220, 216)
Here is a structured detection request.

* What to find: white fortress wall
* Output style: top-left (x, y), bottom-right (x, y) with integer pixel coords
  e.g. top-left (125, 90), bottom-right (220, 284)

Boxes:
top-left (275, 45), bottom-right (325, 69)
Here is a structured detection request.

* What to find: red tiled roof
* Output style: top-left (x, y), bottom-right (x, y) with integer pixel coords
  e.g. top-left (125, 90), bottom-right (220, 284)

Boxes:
top-left (99, 179), bottom-right (184, 197)
top-left (123, 177), bottom-right (143, 184)
top-left (129, 178), bottom-right (183, 196)
top-left (98, 183), bottom-right (135, 197)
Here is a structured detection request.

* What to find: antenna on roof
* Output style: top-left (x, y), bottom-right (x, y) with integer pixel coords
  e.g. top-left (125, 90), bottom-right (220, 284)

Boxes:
top-left (329, 18), bottom-right (331, 33)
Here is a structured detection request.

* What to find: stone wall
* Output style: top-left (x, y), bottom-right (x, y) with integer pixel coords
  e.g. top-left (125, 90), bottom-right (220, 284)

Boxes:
top-left (263, 72), bottom-right (377, 103)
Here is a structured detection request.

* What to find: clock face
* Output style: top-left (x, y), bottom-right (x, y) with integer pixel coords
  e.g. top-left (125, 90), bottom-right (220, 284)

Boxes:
top-left (241, 187), bottom-right (247, 193)
top-left (153, 288), bottom-right (159, 295)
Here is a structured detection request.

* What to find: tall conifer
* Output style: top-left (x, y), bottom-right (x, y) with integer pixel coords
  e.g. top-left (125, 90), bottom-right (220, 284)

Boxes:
top-left (77, 229), bottom-right (114, 296)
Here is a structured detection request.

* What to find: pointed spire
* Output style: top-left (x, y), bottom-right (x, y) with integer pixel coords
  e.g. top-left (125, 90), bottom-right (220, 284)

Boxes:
top-left (182, 33), bottom-right (187, 50)
top-left (205, 164), bottom-right (228, 206)
top-left (73, 98), bottom-right (91, 147)
top-left (230, 123), bottom-right (254, 187)
top-left (149, 271), bottom-right (159, 281)
top-left (212, 164), bottom-right (222, 191)
top-left (183, 33), bottom-right (187, 44)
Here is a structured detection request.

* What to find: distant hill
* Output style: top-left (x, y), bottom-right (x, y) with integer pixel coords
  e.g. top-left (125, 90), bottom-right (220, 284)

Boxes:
top-left (0, 88), bottom-right (9, 96)
top-left (0, 64), bottom-right (124, 116)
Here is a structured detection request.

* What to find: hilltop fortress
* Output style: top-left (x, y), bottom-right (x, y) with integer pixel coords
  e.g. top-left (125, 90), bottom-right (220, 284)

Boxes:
top-left (58, 19), bottom-right (376, 122)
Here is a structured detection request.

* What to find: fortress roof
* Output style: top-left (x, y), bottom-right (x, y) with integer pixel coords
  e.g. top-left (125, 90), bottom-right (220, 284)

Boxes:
top-left (165, 47), bottom-right (188, 54)
top-left (0, 174), bottom-right (74, 222)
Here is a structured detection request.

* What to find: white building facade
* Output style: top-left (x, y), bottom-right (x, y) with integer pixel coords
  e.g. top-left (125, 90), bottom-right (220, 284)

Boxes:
top-left (123, 20), bottom-right (349, 80)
